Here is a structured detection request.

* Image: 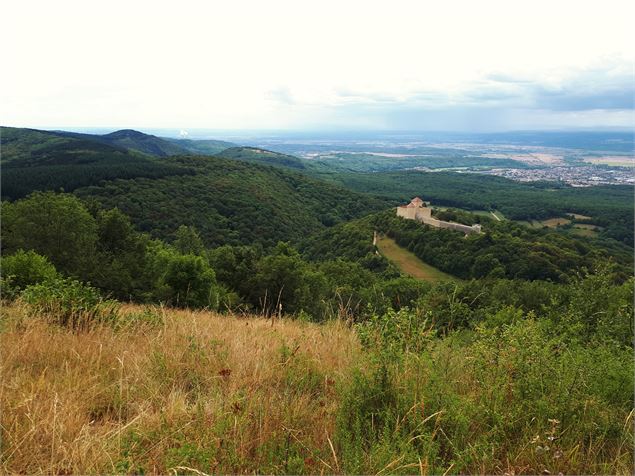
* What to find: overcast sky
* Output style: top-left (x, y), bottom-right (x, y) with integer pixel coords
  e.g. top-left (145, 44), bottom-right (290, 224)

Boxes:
top-left (2, 0), bottom-right (633, 132)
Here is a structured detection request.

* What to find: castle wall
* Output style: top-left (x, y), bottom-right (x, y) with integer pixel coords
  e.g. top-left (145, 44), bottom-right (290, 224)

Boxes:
top-left (396, 206), bottom-right (482, 235)
top-left (414, 208), bottom-right (432, 220)
top-left (396, 207), bottom-right (417, 220)
top-left (423, 218), bottom-right (481, 235)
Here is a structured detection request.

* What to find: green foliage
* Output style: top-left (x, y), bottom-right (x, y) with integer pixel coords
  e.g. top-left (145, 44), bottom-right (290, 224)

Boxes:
top-left (372, 211), bottom-right (627, 282)
top-left (357, 307), bottom-right (435, 355)
top-left (217, 146), bottom-right (307, 169)
top-left (247, 242), bottom-right (327, 317)
top-left (0, 250), bottom-right (59, 299)
top-left (173, 225), bottom-right (205, 255)
top-left (2, 192), bottom-right (98, 278)
top-left (337, 300), bottom-right (634, 474)
top-left (21, 278), bottom-right (119, 328)
top-left (75, 155), bottom-right (387, 248)
top-left (159, 253), bottom-right (219, 309)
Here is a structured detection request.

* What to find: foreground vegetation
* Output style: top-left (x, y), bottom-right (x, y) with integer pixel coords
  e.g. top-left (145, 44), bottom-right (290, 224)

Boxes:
top-left (1, 267), bottom-right (632, 474)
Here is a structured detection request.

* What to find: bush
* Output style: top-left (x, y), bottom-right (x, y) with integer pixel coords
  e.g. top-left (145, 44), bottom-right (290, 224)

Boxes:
top-left (21, 278), bottom-right (119, 328)
top-left (1, 250), bottom-right (58, 299)
top-left (162, 254), bottom-right (219, 309)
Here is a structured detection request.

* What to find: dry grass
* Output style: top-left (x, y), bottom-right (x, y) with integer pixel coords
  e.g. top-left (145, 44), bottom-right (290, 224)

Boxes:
top-left (0, 303), bottom-right (361, 474)
top-left (541, 217), bottom-right (571, 228)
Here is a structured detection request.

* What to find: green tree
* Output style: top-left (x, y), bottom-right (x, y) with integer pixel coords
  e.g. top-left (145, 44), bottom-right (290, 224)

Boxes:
top-left (161, 253), bottom-right (219, 309)
top-left (173, 225), bottom-right (204, 255)
top-left (0, 250), bottom-right (59, 298)
top-left (93, 208), bottom-right (150, 300)
top-left (249, 242), bottom-right (327, 318)
top-left (1, 192), bottom-right (97, 278)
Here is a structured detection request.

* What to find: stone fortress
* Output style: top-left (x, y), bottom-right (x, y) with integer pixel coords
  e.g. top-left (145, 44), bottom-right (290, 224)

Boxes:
top-left (397, 197), bottom-right (482, 235)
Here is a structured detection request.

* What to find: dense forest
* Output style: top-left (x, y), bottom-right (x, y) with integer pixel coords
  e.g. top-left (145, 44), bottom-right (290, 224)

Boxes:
top-left (312, 170), bottom-right (634, 245)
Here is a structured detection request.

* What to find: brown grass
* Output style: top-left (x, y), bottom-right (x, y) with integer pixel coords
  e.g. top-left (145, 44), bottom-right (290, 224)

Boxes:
top-left (0, 303), bottom-right (361, 474)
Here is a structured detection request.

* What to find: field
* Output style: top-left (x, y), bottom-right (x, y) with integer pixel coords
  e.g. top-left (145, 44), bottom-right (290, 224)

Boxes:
top-left (376, 235), bottom-right (456, 282)
top-left (583, 157), bottom-right (635, 167)
top-left (518, 217), bottom-right (571, 229)
top-left (0, 303), bottom-right (359, 474)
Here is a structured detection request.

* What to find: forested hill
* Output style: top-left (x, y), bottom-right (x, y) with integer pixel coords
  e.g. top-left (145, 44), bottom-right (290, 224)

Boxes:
top-left (1, 127), bottom-right (388, 247)
top-left (53, 129), bottom-right (192, 157)
top-left (0, 127), bottom-right (194, 199)
top-left (164, 138), bottom-right (237, 155)
top-left (216, 146), bottom-right (307, 169)
top-left (74, 155), bottom-right (389, 247)
top-left (316, 170), bottom-right (634, 246)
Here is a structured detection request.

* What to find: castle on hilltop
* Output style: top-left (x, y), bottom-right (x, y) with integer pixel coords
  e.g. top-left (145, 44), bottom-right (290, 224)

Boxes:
top-left (397, 197), bottom-right (482, 235)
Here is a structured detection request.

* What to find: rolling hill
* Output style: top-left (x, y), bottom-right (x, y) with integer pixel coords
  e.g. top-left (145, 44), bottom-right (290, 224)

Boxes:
top-left (164, 138), bottom-right (237, 155)
top-left (0, 127), bottom-right (193, 199)
top-left (53, 128), bottom-right (192, 157)
top-left (74, 154), bottom-right (388, 247)
top-left (2, 127), bottom-right (388, 247)
top-left (217, 146), bottom-right (307, 169)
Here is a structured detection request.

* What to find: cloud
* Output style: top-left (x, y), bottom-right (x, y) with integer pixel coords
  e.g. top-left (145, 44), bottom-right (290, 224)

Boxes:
top-left (266, 87), bottom-right (295, 105)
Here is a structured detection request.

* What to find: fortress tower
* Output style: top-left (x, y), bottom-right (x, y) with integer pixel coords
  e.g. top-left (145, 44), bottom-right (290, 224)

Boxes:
top-left (396, 197), bottom-right (432, 220)
top-left (396, 197), bottom-right (482, 235)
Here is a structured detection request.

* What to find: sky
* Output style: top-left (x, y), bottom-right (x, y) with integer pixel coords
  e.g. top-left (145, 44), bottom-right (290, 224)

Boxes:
top-left (2, 0), bottom-right (634, 132)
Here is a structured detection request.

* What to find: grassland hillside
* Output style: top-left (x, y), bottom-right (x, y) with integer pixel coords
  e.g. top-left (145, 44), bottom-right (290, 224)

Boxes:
top-left (0, 303), bottom-right (359, 474)
top-left (1, 289), bottom-right (632, 475)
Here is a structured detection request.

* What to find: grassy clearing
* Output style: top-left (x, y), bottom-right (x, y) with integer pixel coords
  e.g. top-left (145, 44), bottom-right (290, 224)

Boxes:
top-left (518, 218), bottom-right (572, 229)
top-left (572, 224), bottom-right (602, 237)
top-left (376, 235), bottom-right (456, 282)
top-left (569, 213), bottom-right (592, 220)
top-left (542, 217), bottom-right (572, 227)
top-left (0, 303), bottom-right (360, 474)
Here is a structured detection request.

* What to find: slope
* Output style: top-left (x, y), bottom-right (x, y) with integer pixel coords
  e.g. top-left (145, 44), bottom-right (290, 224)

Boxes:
top-left (217, 146), bottom-right (307, 169)
top-left (164, 138), bottom-right (237, 155)
top-left (1, 127), bottom-right (192, 199)
top-left (54, 129), bottom-right (192, 157)
top-left (375, 234), bottom-right (456, 282)
top-left (74, 155), bottom-right (389, 247)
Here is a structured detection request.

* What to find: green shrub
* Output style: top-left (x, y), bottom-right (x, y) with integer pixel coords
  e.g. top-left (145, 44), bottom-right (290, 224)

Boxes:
top-left (21, 278), bottom-right (119, 328)
top-left (357, 307), bottom-right (436, 355)
top-left (0, 250), bottom-right (59, 299)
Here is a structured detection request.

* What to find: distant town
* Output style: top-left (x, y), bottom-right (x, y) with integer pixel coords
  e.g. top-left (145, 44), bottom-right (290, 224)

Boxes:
top-left (233, 131), bottom-right (634, 187)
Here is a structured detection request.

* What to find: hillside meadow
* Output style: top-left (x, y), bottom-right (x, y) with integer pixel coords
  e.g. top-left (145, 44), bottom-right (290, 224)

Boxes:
top-left (1, 296), bottom-right (632, 475)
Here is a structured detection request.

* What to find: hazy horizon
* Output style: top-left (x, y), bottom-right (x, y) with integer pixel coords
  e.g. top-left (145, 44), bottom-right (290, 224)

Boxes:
top-left (2, 0), bottom-right (634, 132)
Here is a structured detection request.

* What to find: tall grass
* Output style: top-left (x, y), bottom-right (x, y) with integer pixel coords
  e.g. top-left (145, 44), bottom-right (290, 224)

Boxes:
top-left (0, 303), bottom-right (359, 474)
top-left (1, 303), bottom-right (632, 474)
